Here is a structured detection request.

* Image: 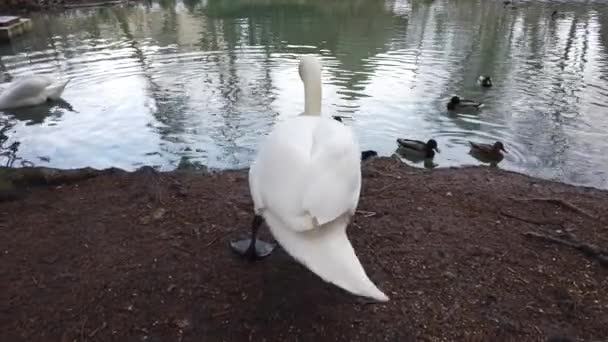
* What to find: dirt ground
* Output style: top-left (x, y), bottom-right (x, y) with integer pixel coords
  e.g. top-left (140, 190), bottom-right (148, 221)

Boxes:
top-left (1, 157), bottom-right (607, 342)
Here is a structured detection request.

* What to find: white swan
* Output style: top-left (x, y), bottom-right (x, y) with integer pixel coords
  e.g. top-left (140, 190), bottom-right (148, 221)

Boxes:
top-left (0, 75), bottom-right (70, 110)
top-left (230, 55), bottom-right (388, 302)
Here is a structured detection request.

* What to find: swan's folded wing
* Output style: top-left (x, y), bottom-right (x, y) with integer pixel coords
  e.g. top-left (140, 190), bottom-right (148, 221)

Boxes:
top-left (249, 117), bottom-right (319, 231)
top-left (0, 77), bottom-right (53, 101)
top-left (301, 119), bottom-right (362, 226)
top-left (248, 142), bottom-right (308, 217)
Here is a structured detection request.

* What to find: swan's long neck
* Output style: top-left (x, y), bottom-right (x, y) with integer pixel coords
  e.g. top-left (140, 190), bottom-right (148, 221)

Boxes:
top-left (302, 68), bottom-right (322, 116)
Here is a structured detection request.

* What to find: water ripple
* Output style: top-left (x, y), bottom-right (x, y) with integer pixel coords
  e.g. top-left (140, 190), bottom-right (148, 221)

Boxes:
top-left (0, 0), bottom-right (606, 189)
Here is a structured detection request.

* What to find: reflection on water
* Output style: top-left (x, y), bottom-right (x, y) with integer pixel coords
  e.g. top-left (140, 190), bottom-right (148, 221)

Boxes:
top-left (0, 0), bottom-right (607, 188)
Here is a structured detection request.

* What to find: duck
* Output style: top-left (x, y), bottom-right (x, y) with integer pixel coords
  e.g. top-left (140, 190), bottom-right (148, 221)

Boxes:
top-left (478, 75), bottom-right (493, 87)
top-left (504, 1), bottom-right (517, 9)
top-left (361, 150), bottom-right (378, 161)
top-left (446, 96), bottom-right (483, 111)
top-left (396, 138), bottom-right (440, 159)
top-left (332, 115), bottom-right (353, 123)
top-left (551, 10), bottom-right (565, 19)
top-left (230, 55), bottom-right (388, 302)
top-left (469, 141), bottom-right (508, 163)
top-left (0, 75), bottom-right (70, 110)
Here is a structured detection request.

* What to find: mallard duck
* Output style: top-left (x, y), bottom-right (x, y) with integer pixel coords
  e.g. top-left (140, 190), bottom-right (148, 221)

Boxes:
top-left (0, 75), bottom-right (70, 110)
top-left (478, 76), bottom-right (493, 87)
top-left (503, 1), bottom-right (517, 9)
top-left (469, 141), bottom-right (507, 162)
top-left (396, 138), bottom-right (440, 159)
top-left (447, 96), bottom-right (483, 111)
top-left (230, 55), bottom-right (388, 302)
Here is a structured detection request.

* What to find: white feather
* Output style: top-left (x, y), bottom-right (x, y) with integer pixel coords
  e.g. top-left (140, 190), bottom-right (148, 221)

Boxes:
top-left (249, 55), bottom-right (388, 302)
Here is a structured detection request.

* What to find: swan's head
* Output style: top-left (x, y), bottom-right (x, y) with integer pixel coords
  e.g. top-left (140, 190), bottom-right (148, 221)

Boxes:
top-left (298, 55), bottom-right (322, 84)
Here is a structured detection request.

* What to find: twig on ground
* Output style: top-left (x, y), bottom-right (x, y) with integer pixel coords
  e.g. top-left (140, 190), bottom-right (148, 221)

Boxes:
top-left (499, 210), bottom-right (558, 226)
top-left (439, 303), bottom-right (461, 323)
top-left (510, 197), bottom-right (597, 219)
top-left (522, 231), bottom-right (608, 267)
top-left (211, 309), bottom-right (231, 318)
top-left (80, 316), bottom-right (88, 342)
top-left (367, 183), bottom-right (395, 196)
top-left (88, 322), bottom-right (107, 338)
top-left (205, 235), bottom-right (220, 247)
top-left (367, 168), bottom-right (403, 180)
top-left (172, 244), bottom-right (193, 255)
top-left (356, 210), bottom-right (377, 218)
top-left (377, 172), bottom-right (402, 180)
top-left (368, 183), bottom-right (411, 198)
top-left (506, 266), bottom-right (530, 285)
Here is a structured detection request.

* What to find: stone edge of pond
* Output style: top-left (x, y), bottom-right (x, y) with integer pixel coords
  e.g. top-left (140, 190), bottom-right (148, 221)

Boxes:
top-left (0, 0), bottom-right (136, 13)
top-left (0, 163), bottom-right (219, 201)
top-left (0, 156), bottom-right (605, 203)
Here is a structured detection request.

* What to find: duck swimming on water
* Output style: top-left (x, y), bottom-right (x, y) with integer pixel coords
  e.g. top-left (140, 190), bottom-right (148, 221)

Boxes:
top-left (469, 141), bottom-right (508, 163)
top-left (230, 55), bottom-right (388, 302)
top-left (447, 96), bottom-right (483, 111)
top-left (396, 138), bottom-right (440, 159)
top-left (478, 76), bottom-right (493, 87)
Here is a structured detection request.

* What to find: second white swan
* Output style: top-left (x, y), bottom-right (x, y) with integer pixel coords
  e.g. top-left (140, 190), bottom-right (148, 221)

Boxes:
top-left (0, 75), bottom-right (70, 110)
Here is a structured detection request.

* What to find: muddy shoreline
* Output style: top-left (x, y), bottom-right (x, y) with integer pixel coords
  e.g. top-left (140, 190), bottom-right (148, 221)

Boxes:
top-left (1, 157), bottom-right (607, 341)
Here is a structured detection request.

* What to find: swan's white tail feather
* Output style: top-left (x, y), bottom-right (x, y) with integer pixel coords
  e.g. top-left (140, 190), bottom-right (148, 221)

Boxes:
top-left (45, 79), bottom-right (70, 100)
top-left (263, 211), bottom-right (389, 302)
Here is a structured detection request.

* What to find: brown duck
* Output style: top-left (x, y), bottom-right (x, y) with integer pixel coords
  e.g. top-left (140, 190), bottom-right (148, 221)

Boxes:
top-left (469, 141), bottom-right (507, 163)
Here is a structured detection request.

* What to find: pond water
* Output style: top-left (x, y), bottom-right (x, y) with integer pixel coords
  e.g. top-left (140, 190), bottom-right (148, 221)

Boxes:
top-left (1, 0), bottom-right (607, 189)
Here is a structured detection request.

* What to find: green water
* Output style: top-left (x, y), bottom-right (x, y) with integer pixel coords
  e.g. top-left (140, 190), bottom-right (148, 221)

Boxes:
top-left (0, 0), bottom-right (607, 188)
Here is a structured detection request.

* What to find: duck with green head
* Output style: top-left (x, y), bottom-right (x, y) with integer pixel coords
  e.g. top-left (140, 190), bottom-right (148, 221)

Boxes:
top-left (469, 141), bottom-right (507, 163)
top-left (396, 138), bottom-right (440, 159)
top-left (447, 96), bottom-right (483, 111)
